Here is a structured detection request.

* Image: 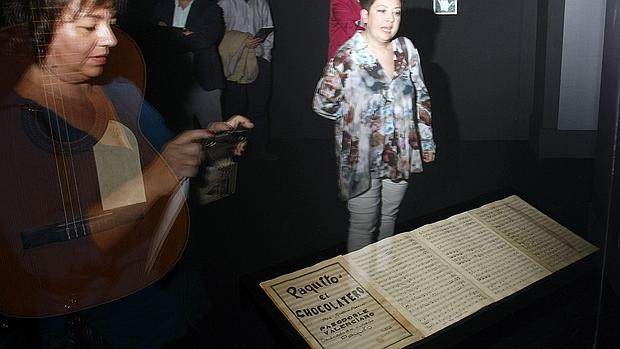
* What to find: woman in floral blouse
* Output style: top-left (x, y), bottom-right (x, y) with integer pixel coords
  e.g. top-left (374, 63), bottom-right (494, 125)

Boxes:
top-left (313, 0), bottom-right (435, 252)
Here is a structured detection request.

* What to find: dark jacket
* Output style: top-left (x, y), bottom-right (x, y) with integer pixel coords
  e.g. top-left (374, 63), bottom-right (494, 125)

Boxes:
top-left (152, 0), bottom-right (226, 91)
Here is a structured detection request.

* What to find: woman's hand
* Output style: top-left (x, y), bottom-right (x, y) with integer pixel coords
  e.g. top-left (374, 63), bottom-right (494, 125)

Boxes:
top-left (161, 129), bottom-right (210, 179)
top-left (206, 115), bottom-right (255, 156)
top-left (207, 115), bottom-right (254, 133)
top-left (422, 151), bottom-right (435, 163)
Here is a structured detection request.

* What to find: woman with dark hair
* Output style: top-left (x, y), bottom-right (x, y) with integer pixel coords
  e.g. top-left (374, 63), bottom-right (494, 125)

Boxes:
top-left (0, 0), bottom-right (251, 346)
top-left (314, 0), bottom-right (435, 252)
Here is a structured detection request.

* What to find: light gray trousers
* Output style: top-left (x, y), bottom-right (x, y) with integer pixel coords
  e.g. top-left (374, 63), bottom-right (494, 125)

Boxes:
top-left (346, 178), bottom-right (409, 252)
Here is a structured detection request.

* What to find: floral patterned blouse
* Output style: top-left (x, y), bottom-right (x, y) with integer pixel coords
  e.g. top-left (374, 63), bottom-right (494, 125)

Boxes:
top-left (313, 32), bottom-right (435, 200)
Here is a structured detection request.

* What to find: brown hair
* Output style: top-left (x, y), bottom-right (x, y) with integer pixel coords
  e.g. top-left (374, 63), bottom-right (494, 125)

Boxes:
top-left (22, 0), bottom-right (124, 62)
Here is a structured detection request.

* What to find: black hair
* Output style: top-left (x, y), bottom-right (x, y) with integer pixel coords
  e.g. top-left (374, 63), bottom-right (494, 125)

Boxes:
top-left (359, 0), bottom-right (403, 11)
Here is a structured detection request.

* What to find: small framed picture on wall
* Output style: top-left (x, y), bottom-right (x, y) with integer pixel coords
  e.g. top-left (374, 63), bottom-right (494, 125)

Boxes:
top-left (434, 0), bottom-right (457, 15)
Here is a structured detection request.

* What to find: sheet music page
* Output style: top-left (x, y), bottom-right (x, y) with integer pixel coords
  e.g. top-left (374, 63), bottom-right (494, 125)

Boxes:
top-left (469, 195), bottom-right (599, 272)
top-left (144, 179), bottom-right (189, 273)
top-left (259, 196), bottom-right (599, 344)
top-left (415, 213), bottom-right (551, 300)
top-left (345, 233), bottom-right (493, 336)
top-left (260, 257), bottom-right (422, 349)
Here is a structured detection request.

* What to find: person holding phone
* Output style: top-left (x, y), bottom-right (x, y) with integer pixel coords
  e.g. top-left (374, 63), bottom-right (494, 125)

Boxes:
top-left (313, 0), bottom-right (436, 252)
top-left (0, 0), bottom-right (252, 346)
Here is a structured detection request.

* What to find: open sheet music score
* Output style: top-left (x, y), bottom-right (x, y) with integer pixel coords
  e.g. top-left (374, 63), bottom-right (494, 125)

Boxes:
top-left (260, 195), bottom-right (598, 348)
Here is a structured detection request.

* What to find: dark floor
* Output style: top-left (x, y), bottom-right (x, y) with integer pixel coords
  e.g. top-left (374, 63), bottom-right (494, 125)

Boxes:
top-left (2, 139), bottom-right (619, 348)
top-left (166, 139), bottom-right (618, 348)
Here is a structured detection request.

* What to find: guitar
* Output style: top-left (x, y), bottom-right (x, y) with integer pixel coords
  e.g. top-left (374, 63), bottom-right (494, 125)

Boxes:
top-left (0, 19), bottom-right (189, 318)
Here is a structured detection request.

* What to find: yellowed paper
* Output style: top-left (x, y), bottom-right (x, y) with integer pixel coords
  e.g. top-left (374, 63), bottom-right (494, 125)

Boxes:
top-left (345, 233), bottom-right (493, 336)
top-left (260, 196), bottom-right (598, 346)
top-left (260, 257), bottom-right (422, 349)
top-left (469, 195), bottom-right (599, 272)
top-left (145, 179), bottom-right (189, 273)
top-left (414, 213), bottom-right (551, 300)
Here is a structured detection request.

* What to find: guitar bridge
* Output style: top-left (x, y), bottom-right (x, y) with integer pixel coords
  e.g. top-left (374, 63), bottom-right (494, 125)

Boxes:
top-left (20, 218), bottom-right (94, 249)
top-left (20, 208), bottom-right (144, 249)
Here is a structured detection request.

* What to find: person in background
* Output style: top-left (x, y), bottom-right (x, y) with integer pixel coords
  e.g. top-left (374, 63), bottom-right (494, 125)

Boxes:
top-left (328, 0), bottom-right (364, 60)
top-left (218, 0), bottom-right (278, 160)
top-left (313, 0), bottom-right (436, 252)
top-left (151, 0), bottom-right (226, 133)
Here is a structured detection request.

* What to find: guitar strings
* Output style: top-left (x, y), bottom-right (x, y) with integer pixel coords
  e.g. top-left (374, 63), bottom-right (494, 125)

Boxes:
top-left (51, 63), bottom-right (89, 239)
top-left (30, 0), bottom-right (71, 241)
top-left (32, 0), bottom-right (88, 240)
top-left (51, 8), bottom-right (94, 239)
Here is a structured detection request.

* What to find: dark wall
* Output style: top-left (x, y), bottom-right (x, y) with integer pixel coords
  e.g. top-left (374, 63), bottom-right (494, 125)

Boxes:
top-left (269, 0), bottom-right (537, 141)
top-left (268, 0), bottom-right (332, 140)
top-left (591, 0), bottom-right (620, 344)
top-left (593, 0), bottom-right (620, 299)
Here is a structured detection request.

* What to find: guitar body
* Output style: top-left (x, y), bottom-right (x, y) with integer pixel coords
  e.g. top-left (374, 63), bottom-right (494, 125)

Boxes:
top-left (0, 26), bottom-right (189, 318)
